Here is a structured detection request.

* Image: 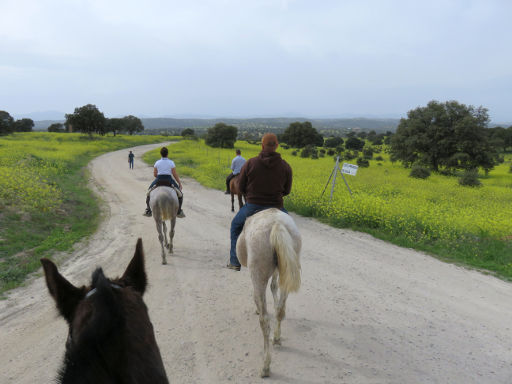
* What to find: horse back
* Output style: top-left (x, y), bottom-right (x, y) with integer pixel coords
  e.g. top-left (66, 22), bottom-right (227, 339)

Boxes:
top-left (238, 209), bottom-right (300, 270)
top-left (150, 187), bottom-right (178, 221)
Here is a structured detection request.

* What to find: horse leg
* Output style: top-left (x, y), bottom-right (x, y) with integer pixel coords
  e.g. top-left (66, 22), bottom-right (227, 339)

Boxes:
top-left (155, 219), bottom-right (167, 264)
top-left (270, 269), bottom-right (279, 310)
top-left (162, 221), bottom-right (169, 249)
top-left (273, 286), bottom-right (288, 346)
top-left (231, 193), bottom-right (235, 212)
top-left (238, 193), bottom-right (244, 209)
top-left (169, 217), bottom-right (176, 254)
top-left (252, 275), bottom-right (271, 377)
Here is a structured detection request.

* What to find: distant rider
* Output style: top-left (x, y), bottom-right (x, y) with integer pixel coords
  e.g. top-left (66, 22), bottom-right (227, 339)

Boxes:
top-left (225, 149), bottom-right (246, 194)
top-left (144, 146), bottom-right (185, 218)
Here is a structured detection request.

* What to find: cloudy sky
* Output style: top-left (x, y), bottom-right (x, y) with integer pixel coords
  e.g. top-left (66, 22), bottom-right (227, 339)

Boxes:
top-left (1, 0), bottom-right (511, 122)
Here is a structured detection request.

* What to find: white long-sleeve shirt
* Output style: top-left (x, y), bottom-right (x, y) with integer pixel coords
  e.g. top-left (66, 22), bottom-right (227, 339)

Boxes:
top-left (231, 155), bottom-right (246, 175)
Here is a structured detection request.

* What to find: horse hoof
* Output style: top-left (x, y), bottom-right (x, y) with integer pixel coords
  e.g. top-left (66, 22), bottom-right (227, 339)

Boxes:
top-left (260, 367), bottom-right (270, 378)
top-left (162, 259), bottom-right (167, 265)
top-left (272, 338), bottom-right (281, 346)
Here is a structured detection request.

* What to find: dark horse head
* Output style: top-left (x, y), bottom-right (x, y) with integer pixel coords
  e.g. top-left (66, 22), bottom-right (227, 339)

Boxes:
top-left (41, 238), bottom-right (169, 384)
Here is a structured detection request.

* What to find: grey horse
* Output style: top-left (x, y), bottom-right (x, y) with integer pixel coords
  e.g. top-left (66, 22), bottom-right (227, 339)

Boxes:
top-left (237, 208), bottom-right (302, 377)
top-left (150, 187), bottom-right (178, 264)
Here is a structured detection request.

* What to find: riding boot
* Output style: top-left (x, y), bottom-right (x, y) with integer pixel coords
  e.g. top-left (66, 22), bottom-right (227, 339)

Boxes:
top-left (177, 196), bottom-right (185, 218)
top-left (144, 195), bottom-right (152, 216)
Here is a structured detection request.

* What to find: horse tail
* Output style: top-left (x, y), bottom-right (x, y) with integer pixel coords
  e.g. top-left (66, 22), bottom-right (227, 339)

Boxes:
top-left (270, 221), bottom-right (301, 293)
top-left (157, 189), bottom-right (177, 221)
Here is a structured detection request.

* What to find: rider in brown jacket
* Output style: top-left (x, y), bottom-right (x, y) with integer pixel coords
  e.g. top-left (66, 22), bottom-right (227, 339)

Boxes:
top-left (227, 133), bottom-right (292, 271)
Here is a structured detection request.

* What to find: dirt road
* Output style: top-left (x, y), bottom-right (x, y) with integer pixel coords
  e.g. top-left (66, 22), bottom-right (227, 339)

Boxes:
top-left (1, 143), bottom-right (512, 383)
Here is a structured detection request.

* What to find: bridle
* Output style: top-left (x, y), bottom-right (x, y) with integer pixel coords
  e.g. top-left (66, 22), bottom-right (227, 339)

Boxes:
top-left (85, 283), bottom-right (121, 298)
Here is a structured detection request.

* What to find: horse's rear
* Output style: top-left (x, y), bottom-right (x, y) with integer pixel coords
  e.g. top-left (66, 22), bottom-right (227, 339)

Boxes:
top-left (150, 187), bottom-right (179, 264)
top-left (236, 208), bottom-right (302, 377)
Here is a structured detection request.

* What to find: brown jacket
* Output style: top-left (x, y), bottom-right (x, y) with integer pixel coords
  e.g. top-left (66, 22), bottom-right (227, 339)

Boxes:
top-left (238, 151), bottom-right (292, 208)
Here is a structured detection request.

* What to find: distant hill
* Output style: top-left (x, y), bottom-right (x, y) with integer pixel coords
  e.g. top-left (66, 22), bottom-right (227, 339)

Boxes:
top-left (32, 117), bottom-right (400, 133)
top-left (140, 117), bottom-right (400, 134)
top-left (33, 120), bottom-right (65, 130)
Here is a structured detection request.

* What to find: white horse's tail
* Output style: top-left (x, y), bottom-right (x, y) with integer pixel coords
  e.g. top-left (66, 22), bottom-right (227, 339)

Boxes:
top-left (270, 222), bottom-right (301, 293)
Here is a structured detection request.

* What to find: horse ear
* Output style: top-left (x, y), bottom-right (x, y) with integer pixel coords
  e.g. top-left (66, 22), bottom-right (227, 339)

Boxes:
top-left (121, 238), bottom-right (147, 295)
top-left (40, 258), bottom-right (85, 324)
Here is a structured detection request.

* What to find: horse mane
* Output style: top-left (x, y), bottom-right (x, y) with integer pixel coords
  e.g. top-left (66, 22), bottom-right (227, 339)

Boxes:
top-left (58, 269), bottom-right (126, 383)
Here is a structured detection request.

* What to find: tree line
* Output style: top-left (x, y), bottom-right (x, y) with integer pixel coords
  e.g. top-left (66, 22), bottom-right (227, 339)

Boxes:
top-left (0, 105), bottom-right (144, 136)
top-left (201, 100), bottom-right (511, 178)
top-left (0, 111), bottom-right (35, 135)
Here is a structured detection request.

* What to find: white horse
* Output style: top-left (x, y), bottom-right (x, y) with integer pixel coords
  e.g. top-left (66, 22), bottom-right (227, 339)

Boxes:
top-left (150, 187), bottom-right (178, 264)
top-left (236, 208), bottom-right (302, 377)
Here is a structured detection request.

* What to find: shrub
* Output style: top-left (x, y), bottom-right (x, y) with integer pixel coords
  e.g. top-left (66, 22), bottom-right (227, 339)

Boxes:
top-left (458, 169), bottom-right (481, 187)
top-left (375, 155), bottom-right (384, 161)
top-left (291, 150), bottom-right (298, 156)
top-left (509, 164), bottom-right (512, 173)
top-left (344, 151), bottom-right (358, 160)
top-left (363, 147), bottom-right (374, 160)
top-left (300, 145), bottom-right (317, 158)
top-left (327, 149), bottom-right (335, 156)
top-left (324, 136), bottom-right (344, 148)
top-left (409, 165), bottom-right (431, 179)
top-left (356, 158), bottom-right (370, 167)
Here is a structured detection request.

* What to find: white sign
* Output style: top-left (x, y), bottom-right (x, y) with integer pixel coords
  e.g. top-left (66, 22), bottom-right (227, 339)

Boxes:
top-left (341, 163), bottom-right (358, 176)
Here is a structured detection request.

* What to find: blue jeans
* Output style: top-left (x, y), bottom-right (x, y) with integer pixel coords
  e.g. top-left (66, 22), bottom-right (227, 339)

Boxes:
top-left (149, 174), bottom-right (179, 189)
top-left (229, 203), bottom-right (288, 267)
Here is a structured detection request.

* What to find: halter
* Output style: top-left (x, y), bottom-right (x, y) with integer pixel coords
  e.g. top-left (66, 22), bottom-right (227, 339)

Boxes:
top-left (85, 283), bottom-right (122, 298)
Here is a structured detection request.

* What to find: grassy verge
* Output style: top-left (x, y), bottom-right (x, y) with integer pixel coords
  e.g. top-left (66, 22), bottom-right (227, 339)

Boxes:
top-left (0, 133), bottom-right (177, 296)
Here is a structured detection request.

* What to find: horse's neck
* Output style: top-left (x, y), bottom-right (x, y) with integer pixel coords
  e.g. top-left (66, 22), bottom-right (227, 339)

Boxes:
top-left (60, 354), bottom-right (120, 384)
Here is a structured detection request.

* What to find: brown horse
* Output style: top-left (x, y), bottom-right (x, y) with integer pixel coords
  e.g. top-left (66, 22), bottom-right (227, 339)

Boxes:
top-left (40, 239), bottom-right (169, 384)
top-left (229, 176), bottom-right (245, 212)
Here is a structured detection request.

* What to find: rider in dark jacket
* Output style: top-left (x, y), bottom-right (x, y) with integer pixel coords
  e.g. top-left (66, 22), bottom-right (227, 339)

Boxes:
top-left (227, 133), bottom-right (292, 271)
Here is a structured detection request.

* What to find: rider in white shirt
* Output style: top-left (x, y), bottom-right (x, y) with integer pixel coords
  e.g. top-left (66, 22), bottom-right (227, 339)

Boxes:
top-left (144, 147), bottom-right (185, 218)
top-left (225, 149), bottom-right (246, 194)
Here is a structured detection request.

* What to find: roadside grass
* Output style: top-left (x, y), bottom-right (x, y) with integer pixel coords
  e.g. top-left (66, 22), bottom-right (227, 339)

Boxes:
top-left (144, 140), bottom-right (512, 281)
top-left (0, 132), bottom-right (175, 296)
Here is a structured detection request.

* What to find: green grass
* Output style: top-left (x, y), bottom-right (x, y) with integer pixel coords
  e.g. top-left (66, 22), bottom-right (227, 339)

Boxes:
top-left (0, 132), bottom-right (176, 295)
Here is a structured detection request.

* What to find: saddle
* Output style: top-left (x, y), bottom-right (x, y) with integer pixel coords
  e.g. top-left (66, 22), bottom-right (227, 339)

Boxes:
top-left (155, 179), bottom-right (172, 188)
top-left (149, 180), bottom-right (183, 198)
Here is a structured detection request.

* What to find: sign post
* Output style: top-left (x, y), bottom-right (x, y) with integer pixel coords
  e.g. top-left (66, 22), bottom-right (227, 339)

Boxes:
top-left (321, 157), bottom-right (358, 201)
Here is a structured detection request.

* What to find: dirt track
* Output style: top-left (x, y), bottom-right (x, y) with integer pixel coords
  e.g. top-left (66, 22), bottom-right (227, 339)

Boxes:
top-left (1, 143), bottom-right (512, 383)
